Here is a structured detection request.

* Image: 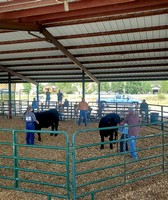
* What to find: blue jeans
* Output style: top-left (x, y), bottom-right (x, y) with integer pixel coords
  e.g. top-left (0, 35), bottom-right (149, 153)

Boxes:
top-left (120, 134), bottom-right (128, 152)
top-left (78, 110), bottom-right (87, 126)
top-left (128, 135), bottom-right (138, 160)
top-left (26, 122), bottom-right (35, 145)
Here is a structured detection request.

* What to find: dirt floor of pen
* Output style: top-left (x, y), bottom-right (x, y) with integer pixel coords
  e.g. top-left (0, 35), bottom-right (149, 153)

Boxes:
top-left (0, 117), bottom-right (168, 200)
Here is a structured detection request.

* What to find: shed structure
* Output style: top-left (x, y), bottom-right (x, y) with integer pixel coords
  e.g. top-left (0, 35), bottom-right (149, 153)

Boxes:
top-left (0, 0), bottom-right (167, 84)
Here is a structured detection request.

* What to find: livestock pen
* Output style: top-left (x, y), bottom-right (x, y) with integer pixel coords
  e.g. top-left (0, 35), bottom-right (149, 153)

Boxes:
top-left (0, 116), bottom-right (168, 200)
top-left (0, 99), bottom-right (167, 121)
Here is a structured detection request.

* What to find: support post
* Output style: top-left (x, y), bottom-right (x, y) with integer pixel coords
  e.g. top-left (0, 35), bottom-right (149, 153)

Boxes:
top-left (98, 82), bottom-right (101, 103)
top-left (8, 73), bottom-right (12, 119)
top-left (82, 70), bottom-right (85, 99)
top-left (36, 83), bottom-right (39, 110)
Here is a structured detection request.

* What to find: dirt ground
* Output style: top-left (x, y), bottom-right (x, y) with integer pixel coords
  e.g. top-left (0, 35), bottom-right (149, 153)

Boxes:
top-left (0, 117), bottom-right (168, 200)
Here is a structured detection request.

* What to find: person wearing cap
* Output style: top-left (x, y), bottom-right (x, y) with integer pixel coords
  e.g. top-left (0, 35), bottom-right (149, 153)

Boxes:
top-left (124, 107), bottom-right (140, 160)
top-left (23, 105), bottom-right (39, 145)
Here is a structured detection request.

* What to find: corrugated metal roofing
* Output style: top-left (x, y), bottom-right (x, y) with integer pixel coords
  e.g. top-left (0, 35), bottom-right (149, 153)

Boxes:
top-left (0, 0), bottom-right (168, 85)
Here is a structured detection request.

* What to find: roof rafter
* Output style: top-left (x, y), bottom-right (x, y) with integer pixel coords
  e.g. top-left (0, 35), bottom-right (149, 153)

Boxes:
top-left (0, 65), bottom-right (38, 85)
top-left (1, 47), bottom-right (167, 57)
top-left (0, 0), bottom-right (136, 20)
top-left (41, 27), bottom-right (99, 83)
top-left (0, 20), bottom-right (40, 31)
top-left (46, 8), bottom-right (168, 27)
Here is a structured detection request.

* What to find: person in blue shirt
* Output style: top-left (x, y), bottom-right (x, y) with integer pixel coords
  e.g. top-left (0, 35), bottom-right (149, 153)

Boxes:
top-left (32, 98), bottom-right (38, 112)
top-left (23, 105), bottom-right (39, 145)
top-left (119, 118), bottom-right (129, 152)
top-left (45, 89), bottom-right (51, 108)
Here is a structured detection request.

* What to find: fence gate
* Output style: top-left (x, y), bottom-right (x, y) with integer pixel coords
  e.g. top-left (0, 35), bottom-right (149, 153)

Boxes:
top-left (0, 121), bottom-right (168, 199)
top-left (0, 128), bottom-right (70, 200)
top-left (71, 122), bottom-right (168, 200)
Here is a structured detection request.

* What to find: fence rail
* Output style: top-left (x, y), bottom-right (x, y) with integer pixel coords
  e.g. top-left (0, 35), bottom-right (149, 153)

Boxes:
top-left (0, 129), bottom-right (69, 200)
top-left (0, 104), bottom-right (168, 199)
top-left (71, 122), bottom-right (168, 200)
top-left (1, 100), bottom-right (168, 122)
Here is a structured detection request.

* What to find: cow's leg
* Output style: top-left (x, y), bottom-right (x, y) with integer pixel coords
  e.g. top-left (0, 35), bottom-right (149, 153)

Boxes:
top-left (50, 123), bottom-right (55, 136)
top-left (50, 123), bottom-right (58, 136)
top-left (100, 134), bottom-right (104, 149)
top-left (50, 124), bottom-right (54, 136)
top-left (37, 132), bottom-right (41, 142)
top-left (114, 130), bottom-right (118, 140)
top-left (54, 121), bottom-right (58, 136)
top-left (109, 133), bottom-right (113, 149)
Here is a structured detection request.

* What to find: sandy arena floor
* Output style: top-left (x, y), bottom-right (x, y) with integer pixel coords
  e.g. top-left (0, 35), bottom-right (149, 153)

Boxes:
top-left (0, 117), bottom-right (168, 200)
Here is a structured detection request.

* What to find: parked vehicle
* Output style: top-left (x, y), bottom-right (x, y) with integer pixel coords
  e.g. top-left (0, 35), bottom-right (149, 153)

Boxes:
top-left (100, 94), bottom-right (141, 105)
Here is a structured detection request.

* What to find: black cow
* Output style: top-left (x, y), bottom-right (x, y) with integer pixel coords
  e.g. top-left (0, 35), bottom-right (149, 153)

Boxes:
top-left (34, 109), bottom-right (59, 141)
top-left (99, 113), bottom-right (120, 149)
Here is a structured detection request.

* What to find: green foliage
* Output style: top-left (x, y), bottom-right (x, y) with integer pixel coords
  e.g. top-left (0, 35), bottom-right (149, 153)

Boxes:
top-left (52, 82), bottom-right (80, 94)
top-left (141, 82), bottom-right (152, 93)
top-left (23, 83), bottom-right (31, 93)
top-left (160, 81), bottom-right (168, 93)
top-left (124, 81), bottom-right (152, 94)
top-left (110, 82), bottom-right (124, 93)
top-left (157, 93), bottom-right (166, 100)
top-left (38, 83), bottom-right (43, 94)
top-left (34, 81), bottom-right (168, 95)
top-left (86, 82), bottom-right (98, 94)
top-left (100, 82), bottom-right (111, 92)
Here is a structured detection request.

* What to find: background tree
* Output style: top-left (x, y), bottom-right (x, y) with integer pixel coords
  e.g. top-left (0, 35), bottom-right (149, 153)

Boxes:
top-left (38, 83), bottom-right (43, 94)
top-left (100, 82), bottom-right (111, 92)
top-left (23, 83), bottom-right (31, 93)
top-left (160, 81), bottom-right (168, 93)
top-left (110, 82), bottom-right (125, 93)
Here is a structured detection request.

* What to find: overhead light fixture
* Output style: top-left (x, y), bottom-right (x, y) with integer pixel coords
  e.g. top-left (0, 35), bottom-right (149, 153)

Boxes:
top-left (64, 0), bottom-right (69, 12)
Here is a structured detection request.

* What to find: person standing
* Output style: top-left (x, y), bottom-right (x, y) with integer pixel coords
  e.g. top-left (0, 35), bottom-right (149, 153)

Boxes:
top-left (32, 97), bottom-right (38, 112)
top-left (23, 105), bottom-right (39, 145)
top-left (119, 118), bottom-right (129, 153)
top-left (57, 90), bottom-right (63, 104)
top-left (45, 89), bottom-right (51, 108)
top-left (140, 99), bottom-right (149, 122)
top-left (77, 98), bottom-right (88, 126)
top-left (124, 107), bottom-right (140, 160)
top-left (63, 98), bottom-right (69, 113)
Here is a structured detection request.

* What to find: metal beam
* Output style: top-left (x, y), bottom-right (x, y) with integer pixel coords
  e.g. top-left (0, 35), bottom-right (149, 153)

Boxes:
top-left (0, 0), bottom-right (135, 19)
top-left (48, 8), bottom-right (168, 27)
top-left (1, 47), bottom-right (168, 58)
top-left (41, 27), bottom-right (99, 83)
top-left (0, 65), bottom-right (38, 85)
top-left (0, 21), bottom-right (40, 31)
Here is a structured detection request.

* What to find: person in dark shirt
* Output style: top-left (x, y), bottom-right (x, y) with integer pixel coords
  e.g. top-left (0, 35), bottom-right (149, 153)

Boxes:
top-left (63, 99), bottom-right (69, 112)
top-left (45, 89), bottom-right (51, 108)
top-left (57, 90), bottom-right (63, 104)
top-left (140, 99), bottom-right (149, 122)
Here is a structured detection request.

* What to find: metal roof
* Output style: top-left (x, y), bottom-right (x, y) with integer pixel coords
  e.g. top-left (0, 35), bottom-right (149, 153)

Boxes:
top-left (0, 0), bottom-right (168, 85)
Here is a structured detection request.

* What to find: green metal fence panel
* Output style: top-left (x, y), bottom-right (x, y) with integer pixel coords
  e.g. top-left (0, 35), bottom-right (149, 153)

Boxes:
top-left (71, 121), bottom-right (168, 200)
top-left (0, 128), bottom-right (70, 200)
top-left (1, 106), bottom-right (168, 199)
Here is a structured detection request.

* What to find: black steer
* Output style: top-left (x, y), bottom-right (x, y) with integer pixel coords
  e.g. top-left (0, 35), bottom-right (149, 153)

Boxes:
top-left (99, 113), bottom-right (120, 149)
top-left (34, 109), bottom-right (59, 141)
